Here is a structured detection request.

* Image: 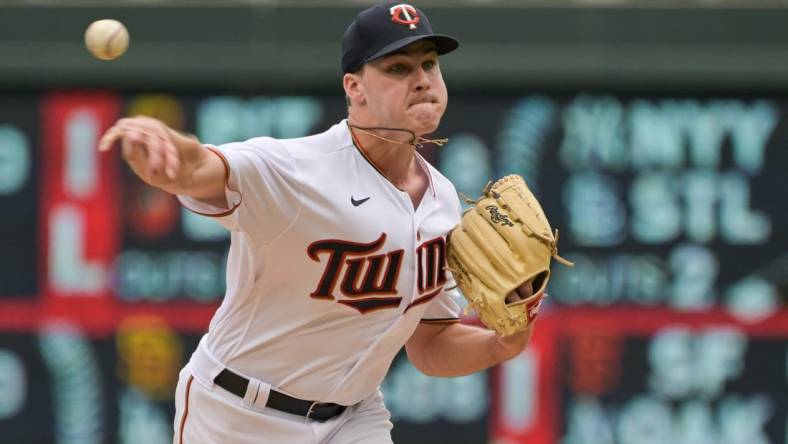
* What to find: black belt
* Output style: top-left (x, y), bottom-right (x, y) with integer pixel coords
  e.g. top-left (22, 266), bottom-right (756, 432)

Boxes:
top-left (213, 369), bottom-right (347, 422)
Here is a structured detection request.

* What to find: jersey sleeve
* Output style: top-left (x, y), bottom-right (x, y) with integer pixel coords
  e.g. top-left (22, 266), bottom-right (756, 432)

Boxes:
top-left (420, 284), bottom-right (461, 323)
top-left (177, 137), bottom-right (302, 245)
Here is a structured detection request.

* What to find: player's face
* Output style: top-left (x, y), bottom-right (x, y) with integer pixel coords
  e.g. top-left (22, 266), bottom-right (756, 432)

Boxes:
top-left (359, 40), bottom-right (448, 135)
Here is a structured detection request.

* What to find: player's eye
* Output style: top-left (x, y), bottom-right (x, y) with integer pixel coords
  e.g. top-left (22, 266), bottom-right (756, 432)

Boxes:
top-left (423, 59), bottom-right (437, 70)
top-left (387, 64), bottom-right (409, 74)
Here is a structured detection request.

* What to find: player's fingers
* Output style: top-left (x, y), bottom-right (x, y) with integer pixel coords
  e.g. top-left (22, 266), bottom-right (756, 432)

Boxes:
top-left (155, 134), bottom-right (179, 179)
top-left (116, 116), bottom-right (170, 138)
top-left (143, 131), bottom-right (164, 176)
top-left (123, 115), bottom-right (159, 127)
top-left (517, 280), bottom-right (534, 300)
top-left (115, 116), bottom-right (161, 131)
top-left (505, 279), bottom-right (535, 305)
top-left (115, 120), bottom-right (176, 156)
top-left (120, 130), bottom-right (147, 163)
top-left (153, 136), bottom-right (175, 181)
top-left (144, 125), bottom-right (181, 179)
top-left (98, 126), bottom-right (125, 152)
top-left (163, 139), bottom-right (180, 179)
top-left (108, 118), bottom-right (179, 179)
top-left (116, 120), bottom-right (170, 143)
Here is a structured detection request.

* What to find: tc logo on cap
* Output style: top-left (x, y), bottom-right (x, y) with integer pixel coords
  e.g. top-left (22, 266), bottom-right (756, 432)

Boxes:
top-left (390, 4), bottom-right (420, 30)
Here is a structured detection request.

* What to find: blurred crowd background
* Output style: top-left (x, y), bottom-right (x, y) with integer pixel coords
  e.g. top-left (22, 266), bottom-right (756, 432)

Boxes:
top-left (1, 1), bottom-right (787, 443)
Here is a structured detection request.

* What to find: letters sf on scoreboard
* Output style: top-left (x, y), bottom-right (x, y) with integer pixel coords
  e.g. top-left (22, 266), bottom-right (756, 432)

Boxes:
top-left (558, 325), bottom-right (788, 444)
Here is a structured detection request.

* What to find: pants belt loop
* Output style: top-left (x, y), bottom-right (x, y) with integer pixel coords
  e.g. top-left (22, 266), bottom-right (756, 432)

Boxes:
top-left (242, 377), bottom-right (271, 412)
top-left (305, 401), bottom-right (319, 423)
top-left (189, 340), bottom-right (225, 390)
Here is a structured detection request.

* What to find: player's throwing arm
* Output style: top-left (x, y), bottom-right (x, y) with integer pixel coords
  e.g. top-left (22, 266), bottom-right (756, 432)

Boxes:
top-left (97, 116), bottom-right (227, 206)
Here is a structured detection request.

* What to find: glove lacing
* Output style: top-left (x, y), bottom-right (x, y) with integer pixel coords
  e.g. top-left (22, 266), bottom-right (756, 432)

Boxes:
top-left (467, 179), bottom-right (575, 268)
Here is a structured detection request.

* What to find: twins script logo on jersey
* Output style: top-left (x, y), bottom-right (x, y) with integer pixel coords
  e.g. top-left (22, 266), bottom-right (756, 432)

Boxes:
top-left (307, 233), bottom-right (447, 314)
top-left (390, 4), bottom-right (420, 30)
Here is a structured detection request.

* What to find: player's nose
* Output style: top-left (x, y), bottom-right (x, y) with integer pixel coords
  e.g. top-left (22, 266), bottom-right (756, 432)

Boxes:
top-left (413, 68), bottom-right (431, 92)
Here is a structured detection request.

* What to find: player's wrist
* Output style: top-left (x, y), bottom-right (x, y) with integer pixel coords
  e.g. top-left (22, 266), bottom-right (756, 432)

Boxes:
top-left (493, 324), bottom-right (534, 361)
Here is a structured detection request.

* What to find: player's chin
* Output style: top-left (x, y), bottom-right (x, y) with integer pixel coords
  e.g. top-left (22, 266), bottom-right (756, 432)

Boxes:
top-left (413, 119), bottom-right (441, 135)
top-left (407, 108), bottom-right (444, 134)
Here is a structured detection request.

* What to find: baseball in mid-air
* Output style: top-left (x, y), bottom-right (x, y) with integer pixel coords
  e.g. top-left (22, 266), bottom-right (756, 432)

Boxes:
top-left (84, 19), bottom-right (129, 60)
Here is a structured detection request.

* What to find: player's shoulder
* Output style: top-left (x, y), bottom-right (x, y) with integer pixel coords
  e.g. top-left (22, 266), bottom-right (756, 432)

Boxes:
top-left (216, 135), bottom-right (292, 168)
top-left (216, 120), bottom-right (353, 162)
top-left (274, 120), bottom-right (354, 158)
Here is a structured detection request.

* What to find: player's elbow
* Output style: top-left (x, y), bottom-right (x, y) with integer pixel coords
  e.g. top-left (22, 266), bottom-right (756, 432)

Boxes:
top-left (405, 343), bottom-right (439, 377)
top-left (405, 323), bottom-right (446, 377)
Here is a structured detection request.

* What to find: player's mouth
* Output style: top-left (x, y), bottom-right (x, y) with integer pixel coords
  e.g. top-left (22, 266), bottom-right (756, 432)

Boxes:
top-left (408, 97), bottom-right (438, 108)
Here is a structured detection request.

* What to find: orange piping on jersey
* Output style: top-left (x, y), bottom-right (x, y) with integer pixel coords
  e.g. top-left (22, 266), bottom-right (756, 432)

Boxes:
top-left (414, 153), bottom-right (437, 198)
top-left (350, 128), bottom-right (389, 177)
top-left (181, 146), bottom-right (242, 218)
top-left (179, 375), bottom-right (194, 444)
top-left (350, 128), bottom-right (438, 198)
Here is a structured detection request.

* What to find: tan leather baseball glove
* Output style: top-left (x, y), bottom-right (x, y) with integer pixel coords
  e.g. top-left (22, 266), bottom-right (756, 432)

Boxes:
top-left (446, 175), bottom-right (573, 337)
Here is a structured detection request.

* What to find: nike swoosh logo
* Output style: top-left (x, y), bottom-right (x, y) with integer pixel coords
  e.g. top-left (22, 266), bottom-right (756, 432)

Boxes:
top-left (351, 196), bottom-right (370, 207)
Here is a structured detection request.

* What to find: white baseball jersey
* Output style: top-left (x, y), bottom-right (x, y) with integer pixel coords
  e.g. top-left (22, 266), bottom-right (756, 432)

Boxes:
top-left (178, 119), bottom-right (462, 406)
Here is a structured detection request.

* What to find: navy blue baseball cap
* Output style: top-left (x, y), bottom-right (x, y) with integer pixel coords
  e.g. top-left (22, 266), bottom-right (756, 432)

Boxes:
top-left (341, 2), bottom-right (460, 74)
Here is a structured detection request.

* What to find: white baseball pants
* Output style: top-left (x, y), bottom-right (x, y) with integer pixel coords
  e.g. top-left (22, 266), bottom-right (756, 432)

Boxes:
top-left (172, 363), bottom-right (394, 444)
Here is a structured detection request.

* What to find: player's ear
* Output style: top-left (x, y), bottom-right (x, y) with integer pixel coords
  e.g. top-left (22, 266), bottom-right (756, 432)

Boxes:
top-left (343, 72), bottom-right (366, 107)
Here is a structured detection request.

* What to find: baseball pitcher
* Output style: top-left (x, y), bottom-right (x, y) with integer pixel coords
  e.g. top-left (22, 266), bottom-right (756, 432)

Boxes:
top-left (98, 2), bottom-right (570, 443)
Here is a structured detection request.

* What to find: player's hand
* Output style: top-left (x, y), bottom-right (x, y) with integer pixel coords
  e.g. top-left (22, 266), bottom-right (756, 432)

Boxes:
top-left (98, 116), bottom-right (190, 188)
top-left (505, 279), bottom-right (534, 305)
top-left (496, 280), bottom-right (538, 357)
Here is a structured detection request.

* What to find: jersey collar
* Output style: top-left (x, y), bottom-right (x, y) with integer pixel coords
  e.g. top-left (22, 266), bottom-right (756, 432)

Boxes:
top-left (342, 119), bottom-right (436, 198)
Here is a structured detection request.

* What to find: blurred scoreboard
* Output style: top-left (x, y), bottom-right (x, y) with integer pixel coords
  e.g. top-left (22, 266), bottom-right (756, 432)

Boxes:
top-left (0, 91), bottom-right (785, 443)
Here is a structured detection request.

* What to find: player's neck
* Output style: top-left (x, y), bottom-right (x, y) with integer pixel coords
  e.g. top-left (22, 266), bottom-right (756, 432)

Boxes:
top-left (348, 125), bottom-right (419, 187)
